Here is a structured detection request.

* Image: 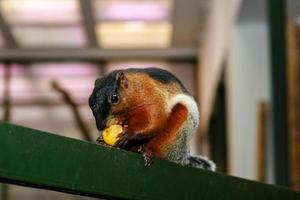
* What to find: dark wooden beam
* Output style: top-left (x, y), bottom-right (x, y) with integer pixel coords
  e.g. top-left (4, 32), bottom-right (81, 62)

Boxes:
top-left (0, 11), bottom-right (17, 48)
top-left (171, 0), bottom-right (204, 46)
top-left (267, 0), bottom-right (289, 186)
top-left (79, 0), bottom-right (98, 47)
top-left (0, 48), bottom-right (197, 62)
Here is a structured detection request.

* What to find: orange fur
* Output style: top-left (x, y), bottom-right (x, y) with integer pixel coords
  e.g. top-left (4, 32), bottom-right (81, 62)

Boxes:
top-left (110, 73), bottom-right (170, 138)
top-left (146, 103), bottom-right (188, 158)
top-left (107, 72), bottom-right (188, 157)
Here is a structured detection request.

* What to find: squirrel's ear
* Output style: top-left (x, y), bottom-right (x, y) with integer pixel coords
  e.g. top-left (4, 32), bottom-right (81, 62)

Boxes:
top-left (94, 78), bottom-right (100, 86)
top-left (116, 71), bottom-right (128, 88)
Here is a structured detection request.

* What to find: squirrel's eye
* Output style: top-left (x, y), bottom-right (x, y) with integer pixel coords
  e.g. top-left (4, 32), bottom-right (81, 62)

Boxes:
top-left (110, 93), bottom-right (119, 105)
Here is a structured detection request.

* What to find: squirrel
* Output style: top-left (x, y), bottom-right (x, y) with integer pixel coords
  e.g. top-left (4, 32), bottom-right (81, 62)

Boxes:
top-left (89, 68), bottom-right (216, 171)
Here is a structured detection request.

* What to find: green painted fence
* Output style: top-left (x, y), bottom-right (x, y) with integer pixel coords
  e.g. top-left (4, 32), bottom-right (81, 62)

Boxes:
top-left (0, 122), bottom-right (299, 200)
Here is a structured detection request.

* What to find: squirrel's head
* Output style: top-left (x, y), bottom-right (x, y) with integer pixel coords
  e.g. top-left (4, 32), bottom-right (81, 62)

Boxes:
top-left (89, 68), bottom-right (188, 136)
top-left (89, 69), bottom-right (163, 132)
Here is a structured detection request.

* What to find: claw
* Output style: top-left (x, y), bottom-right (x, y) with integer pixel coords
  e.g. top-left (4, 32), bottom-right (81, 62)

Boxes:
top-left (138, 146), bottom-right (154, 166)
top-left (96, 135), bottom-right (104, 144)
top-left (137, 146), bottom-right (143, 153)
top-left (115, 132), bottom-right (129, 148)
top-left (143, 151), bottom-right (154, 166)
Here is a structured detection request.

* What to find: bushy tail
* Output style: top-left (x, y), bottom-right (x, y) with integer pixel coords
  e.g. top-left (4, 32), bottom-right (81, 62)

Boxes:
top-left (187, 155), bottom-right (216, 171)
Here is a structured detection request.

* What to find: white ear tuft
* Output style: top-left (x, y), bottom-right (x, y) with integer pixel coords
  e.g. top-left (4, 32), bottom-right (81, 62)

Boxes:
top-left (168, 94), bottom-right (199, 116)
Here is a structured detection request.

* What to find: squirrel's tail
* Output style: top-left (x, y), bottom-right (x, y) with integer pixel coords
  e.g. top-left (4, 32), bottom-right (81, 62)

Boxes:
top-left (187, 155), bottom-right (216, 171)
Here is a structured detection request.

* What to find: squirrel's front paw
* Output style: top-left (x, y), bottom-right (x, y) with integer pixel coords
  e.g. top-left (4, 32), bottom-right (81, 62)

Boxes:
top-left (115, 131), bottom-right (130, 148)
top-left (138, 146), bottom-right (154, 166)
top-left (96, 135), bottom-right (104, 144)
top-left (143, 152), bottom-right (154, 166)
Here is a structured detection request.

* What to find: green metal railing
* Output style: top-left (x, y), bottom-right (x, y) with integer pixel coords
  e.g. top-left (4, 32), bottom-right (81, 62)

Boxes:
top-left (0, 122), bottom-right (299, 200)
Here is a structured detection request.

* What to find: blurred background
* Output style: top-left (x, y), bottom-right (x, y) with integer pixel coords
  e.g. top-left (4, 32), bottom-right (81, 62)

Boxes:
top-left (0, 0), bottom-right (300, 199)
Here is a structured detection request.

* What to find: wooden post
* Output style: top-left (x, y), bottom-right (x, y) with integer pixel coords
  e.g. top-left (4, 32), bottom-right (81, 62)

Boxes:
top-left (257, 101), bottom-right (267, 182)
top-left (287, 22), bottom-right (300, 190)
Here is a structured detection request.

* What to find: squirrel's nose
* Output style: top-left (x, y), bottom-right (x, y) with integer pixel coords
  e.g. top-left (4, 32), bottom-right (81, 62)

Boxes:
top-left (96, 119), bottom-right (107, 131)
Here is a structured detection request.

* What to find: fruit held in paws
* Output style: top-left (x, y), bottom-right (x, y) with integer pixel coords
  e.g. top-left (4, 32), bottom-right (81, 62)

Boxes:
top-left (102, 125), bottom-right (123, 146)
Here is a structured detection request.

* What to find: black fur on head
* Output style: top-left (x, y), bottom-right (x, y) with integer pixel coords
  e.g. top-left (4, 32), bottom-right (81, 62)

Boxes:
top-left (89, 70), bottom-right (120, 130)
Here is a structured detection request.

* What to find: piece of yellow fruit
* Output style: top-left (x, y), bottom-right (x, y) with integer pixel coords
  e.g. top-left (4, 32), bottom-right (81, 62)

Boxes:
top-left (102, 124), bottom-right (123, 146)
